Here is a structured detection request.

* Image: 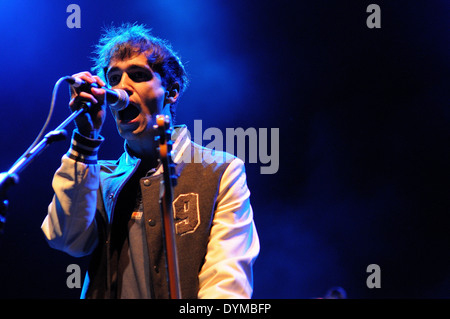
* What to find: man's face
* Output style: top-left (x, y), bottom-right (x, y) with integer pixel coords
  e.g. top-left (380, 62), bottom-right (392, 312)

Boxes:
top-left (106, 53), bottom-right (169, 142)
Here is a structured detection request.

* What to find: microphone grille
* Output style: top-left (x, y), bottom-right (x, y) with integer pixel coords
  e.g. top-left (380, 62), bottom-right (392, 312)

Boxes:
top-left (109, 89), bottom-right (129, 111)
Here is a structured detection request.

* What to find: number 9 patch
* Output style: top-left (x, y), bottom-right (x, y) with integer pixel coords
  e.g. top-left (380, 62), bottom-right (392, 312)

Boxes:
top-left (173, 193), bottom-right (200, 236)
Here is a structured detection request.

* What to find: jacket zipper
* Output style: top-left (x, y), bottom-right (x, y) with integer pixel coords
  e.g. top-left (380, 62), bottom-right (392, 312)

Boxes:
top-left (105, 158), bottom-right (141, 298)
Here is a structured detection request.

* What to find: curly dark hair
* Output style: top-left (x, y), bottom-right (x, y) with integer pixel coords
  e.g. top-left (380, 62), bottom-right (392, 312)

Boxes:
top-left (91, 22), bottom-right (189, 120)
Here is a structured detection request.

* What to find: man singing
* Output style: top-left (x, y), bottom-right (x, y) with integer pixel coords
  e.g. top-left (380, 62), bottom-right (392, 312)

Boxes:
top-left (41, 23), bottom-right (259, 299)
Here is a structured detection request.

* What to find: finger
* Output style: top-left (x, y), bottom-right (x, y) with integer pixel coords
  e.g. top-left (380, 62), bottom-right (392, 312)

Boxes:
top-left (78, 91), bottom-right (99, 104)
top-left (69, 91), bottom-right (99, 109)
top-left (91, 87), bottom-right (106, 99)
top-left (70, 72), bottom-right (98, 90)
top-left (72, 72), bottom-right (104, 88)
top-left (92, 75), bottom-right (106, 88)
top-left (70, 72), bottom-right (108, 103)
top-left (69, 72), bottom-right (97, 97)
top-left (90, 88), bottom-right (107, 105)
top-left (71, 71), bottom-right (95, 83)
top-left (90, 86), bottom-right (104, 94)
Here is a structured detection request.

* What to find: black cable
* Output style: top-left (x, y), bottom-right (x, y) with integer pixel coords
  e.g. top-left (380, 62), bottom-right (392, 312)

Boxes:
top-left (11, 76), bottom-right (70, 168)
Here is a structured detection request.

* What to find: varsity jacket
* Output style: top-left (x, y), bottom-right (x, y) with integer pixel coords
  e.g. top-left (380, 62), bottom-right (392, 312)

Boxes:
top-left (41, 126), bottom-right (260, 299)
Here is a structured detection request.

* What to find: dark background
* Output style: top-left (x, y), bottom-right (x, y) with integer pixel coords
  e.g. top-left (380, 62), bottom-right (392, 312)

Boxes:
top-left (0, 0), bottom-right (448, 299)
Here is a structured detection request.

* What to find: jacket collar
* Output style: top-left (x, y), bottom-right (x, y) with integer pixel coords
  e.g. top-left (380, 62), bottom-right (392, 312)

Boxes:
top-left (119, 125), bottom-right (191, 172)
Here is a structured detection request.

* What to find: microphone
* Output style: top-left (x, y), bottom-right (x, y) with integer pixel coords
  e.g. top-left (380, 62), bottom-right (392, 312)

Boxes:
top-left (65, 76), bottom-right (129, 111)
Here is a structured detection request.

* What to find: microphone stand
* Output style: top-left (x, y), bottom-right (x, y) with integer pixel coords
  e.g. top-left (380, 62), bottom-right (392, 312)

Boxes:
top-left (155, 115), bottom-right (182, 299)
top-left (0, 105), bottom-right (87, 234)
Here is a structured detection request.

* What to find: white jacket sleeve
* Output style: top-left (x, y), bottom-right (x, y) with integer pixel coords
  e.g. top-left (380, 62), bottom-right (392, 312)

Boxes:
top-left (41, 131), bottom-right (103, 257)
top-left (197, 158), bottom-right (260, 298)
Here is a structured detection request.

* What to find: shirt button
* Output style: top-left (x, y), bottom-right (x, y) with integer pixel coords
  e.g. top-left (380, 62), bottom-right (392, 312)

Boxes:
top-left (143, 179), bottom-right (151, 186)
top-left (148, 219), bottom-right (156, 226)
top-left (108, 193), bottom-right (114, 199)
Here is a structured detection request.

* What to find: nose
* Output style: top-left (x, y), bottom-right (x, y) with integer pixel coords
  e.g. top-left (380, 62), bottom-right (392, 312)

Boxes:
top-left (116, 72), bottom-right (133, 97)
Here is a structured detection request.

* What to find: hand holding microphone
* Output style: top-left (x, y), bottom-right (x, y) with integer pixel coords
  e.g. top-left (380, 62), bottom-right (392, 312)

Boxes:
top-left (66, 75), bottom-right (129, 111)
top-left (66, 72), bottom-right (129, 139)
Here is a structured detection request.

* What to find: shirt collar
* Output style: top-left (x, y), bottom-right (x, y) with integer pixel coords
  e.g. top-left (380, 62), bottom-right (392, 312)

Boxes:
top-left (121, 124), bottom-right (191, 171)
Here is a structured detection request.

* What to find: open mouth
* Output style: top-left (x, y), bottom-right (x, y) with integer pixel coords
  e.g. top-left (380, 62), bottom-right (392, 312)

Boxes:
top-left (118, 103), bottom-right (140, 123)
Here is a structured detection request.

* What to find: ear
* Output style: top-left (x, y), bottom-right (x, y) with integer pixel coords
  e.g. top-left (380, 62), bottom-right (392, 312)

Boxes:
top-left (164, 82), bottom-right (180, 105)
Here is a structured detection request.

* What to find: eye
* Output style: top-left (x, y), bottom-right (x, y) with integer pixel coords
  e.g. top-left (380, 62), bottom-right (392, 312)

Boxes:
top-left (129, 70), bottom-right (152, 82)
top-left (108, 73), bottom-right (122, 86)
